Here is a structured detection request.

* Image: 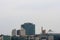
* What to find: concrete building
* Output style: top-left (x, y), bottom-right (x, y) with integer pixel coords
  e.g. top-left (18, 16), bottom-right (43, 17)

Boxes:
top-left (35, 34), bottom-right (40, 40)
top-left (39, 34), bottom-right (54, 40)
top-left (48, 35), bottom-right (54, 40)
top-left (20, 27), bottom-right (26, 36)
top-left (26, 35), bottom-right (35, 40)
top-left (11, 33), bottom-right (58, 40)
top-left (12, 29), bottom-right (17, 36)
top-left (17, 28), bottom-right (26, 36)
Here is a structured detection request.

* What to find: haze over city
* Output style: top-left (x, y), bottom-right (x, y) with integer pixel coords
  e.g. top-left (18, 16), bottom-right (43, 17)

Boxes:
top-left (0, 0), bottom-right (60, 35)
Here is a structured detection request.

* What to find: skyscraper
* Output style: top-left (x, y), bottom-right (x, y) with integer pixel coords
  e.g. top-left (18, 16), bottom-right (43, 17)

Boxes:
top-left (21, 23), bottom-right (35, 35)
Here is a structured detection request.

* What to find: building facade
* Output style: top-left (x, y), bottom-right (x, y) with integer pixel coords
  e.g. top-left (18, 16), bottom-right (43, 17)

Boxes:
top-left (17, 30), bottom-right (20, 35)
top-left (12, 29), bottom-right (17, 36)
top-left (0, 35), bottom-right (11, 40)
top-left (21, 23), bottom-right (35, 35)
top-left (20, 27), bottom-right (26, 36)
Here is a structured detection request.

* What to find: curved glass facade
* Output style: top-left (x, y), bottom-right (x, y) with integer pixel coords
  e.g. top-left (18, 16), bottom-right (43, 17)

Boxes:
top-left (21, 23), bottom-right (35, 35)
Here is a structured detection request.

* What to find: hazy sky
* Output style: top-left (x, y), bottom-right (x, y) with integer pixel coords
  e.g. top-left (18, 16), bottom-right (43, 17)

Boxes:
top-left (0, 0), bottom-right (60, 35)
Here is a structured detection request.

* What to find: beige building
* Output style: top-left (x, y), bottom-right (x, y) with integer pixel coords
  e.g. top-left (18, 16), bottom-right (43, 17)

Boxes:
top-left (35, 35), bottom-right (40, 40)
top-left (20, 27), bottom-right (26, 36)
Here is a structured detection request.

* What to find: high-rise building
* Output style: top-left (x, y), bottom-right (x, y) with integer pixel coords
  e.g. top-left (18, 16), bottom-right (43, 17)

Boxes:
top-left (12, 29), bottom-right (17, 36)
top-left (21, 23), bottom-right (35, 35)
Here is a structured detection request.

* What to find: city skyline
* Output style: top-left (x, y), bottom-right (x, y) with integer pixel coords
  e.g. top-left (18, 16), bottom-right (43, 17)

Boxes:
top-left (0, 0), bottom-right (60, 35)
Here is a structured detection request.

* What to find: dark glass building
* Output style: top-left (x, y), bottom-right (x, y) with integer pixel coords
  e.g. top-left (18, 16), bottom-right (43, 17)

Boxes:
top-left (17, 30), bottom-right (20, 35)
top-left (21, 23), bottom-right (35, 35)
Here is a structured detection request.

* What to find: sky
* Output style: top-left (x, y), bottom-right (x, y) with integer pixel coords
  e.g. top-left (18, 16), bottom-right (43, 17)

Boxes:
top-left (0, 0), bottom-right (60, 35)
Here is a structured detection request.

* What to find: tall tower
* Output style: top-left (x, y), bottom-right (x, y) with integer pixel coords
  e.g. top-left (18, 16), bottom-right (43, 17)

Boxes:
top-left (21, 23), bottom-right (35, 35)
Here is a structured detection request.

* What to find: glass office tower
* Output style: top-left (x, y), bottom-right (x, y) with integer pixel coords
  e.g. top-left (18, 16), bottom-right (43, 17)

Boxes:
top-left (21, 23), bottom-right (35, 35)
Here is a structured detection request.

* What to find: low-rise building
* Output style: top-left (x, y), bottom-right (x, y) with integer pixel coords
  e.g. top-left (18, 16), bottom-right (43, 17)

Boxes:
top-left (0, 35), bottom-right (11, 40)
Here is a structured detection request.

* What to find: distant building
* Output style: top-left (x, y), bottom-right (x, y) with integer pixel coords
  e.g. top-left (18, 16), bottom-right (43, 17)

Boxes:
top-left (25, 35), bottom-right (35, 40)
top-left (20, 27), bottom-right (26, 36)
top-left (1, 23), bottom-right (60, 40)
top-left (48, 35), bottom-right (54, 40)
top-left (0, 35), bottom-right (11, 40)
top-left (17, 30), bottom-right (20, 35)
top-left (35, 34), bottom-right (40, 40)
top-left (21, 23), bottom-right (35, 35)
top-left (1, 33), bottom-right (60, 40)
top-left (12, 29), bottom-right (17, 36)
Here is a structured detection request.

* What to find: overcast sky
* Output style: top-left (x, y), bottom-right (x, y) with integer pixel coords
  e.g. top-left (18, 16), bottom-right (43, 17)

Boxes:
top-left (0, 0), bottom-right (60, 35)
